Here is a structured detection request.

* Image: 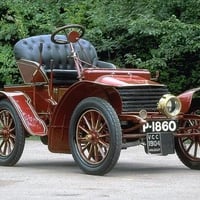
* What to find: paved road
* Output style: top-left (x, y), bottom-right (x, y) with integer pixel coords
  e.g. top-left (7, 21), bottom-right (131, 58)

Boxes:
top-left (0, 140), bottom-right (199, 200)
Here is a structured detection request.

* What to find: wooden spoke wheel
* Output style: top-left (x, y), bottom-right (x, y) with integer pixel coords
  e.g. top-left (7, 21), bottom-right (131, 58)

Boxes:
top-left (69, 97), bottom-right (122, 175)
top-left (175, 99), bottom-right (200, 169)
top-left (0, 99), bottom-right (25, 166)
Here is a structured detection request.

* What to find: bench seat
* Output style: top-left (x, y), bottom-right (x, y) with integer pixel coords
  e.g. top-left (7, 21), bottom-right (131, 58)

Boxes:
top-left (14, 35), bottom-right (116, 85)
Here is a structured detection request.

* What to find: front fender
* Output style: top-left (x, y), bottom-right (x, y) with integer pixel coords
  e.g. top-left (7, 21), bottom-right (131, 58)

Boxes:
top-left (51, 81), bottom-right (122, 125)
top-left (178, 87), bottom-right (200, 113)
top-left (48, 81), bottom-right (122, 153)
top-left (0, 91), bottom-right (47, 136)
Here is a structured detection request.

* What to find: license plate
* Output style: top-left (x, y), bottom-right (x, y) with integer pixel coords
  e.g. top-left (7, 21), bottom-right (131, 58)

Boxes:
top-left (147, 133), bottom-right (161, 153)
top-left (146, 132), bottom-right (175, 155)
top-left (142, 120), bottom-right (177, 133)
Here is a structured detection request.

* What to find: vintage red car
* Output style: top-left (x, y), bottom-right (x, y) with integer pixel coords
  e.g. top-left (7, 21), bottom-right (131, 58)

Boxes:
top-left (0, 24), bottom-right (199, 175)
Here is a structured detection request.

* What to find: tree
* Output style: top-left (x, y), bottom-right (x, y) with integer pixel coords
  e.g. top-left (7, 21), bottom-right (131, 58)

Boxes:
top-left (86, 0), bottom-right (200, 94)
top-left (0, 0), bottom-right (200, 94)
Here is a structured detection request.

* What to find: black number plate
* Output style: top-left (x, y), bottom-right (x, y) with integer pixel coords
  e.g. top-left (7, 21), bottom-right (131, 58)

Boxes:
top-left (147, 133), bottom-right (161, 153)
top-left (142, 120), bottom-right (177, 133)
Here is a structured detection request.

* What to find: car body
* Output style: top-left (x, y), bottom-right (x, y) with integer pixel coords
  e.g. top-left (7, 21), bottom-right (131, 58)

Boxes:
top-left (0, 24), bottom-right (199, 175)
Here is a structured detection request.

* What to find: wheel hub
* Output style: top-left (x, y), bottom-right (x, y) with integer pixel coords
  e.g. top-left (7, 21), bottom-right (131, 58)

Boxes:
top-left (2, 128), bottom-right (10, 142)
top-left (86, 130), bottom-right (99, 144)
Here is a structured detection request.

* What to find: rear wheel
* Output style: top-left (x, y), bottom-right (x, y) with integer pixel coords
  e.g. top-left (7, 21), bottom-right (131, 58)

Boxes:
top-left (0, 99), bottom-right (25, 166)
top-left (175, 99), bottom-right (200, 169)
top-left (69, 97), bottom-right (122, 175)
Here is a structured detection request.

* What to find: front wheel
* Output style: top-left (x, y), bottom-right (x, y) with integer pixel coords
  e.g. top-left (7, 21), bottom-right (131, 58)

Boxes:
top-left (69, 97), bottom-right (122, 175)
top-left (175, 98), bottom-right (200, 169)
top-left (0, 99), bottom-right (25, 166)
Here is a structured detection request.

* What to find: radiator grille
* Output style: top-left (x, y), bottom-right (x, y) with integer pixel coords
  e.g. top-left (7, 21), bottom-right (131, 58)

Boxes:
top-left (117, 85), bottom-right (169, 112)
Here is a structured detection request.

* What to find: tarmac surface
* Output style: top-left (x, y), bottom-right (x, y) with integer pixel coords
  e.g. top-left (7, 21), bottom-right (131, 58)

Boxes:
top-left (0, 139), bottom-right (199, 200)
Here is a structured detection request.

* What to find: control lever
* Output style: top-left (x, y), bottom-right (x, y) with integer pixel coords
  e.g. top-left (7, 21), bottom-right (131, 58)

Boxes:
top-left (49, 59), bottom-right (54, 97)
top-left (33, 42), bottom-right (44, 78)
top-left (39, 42), bottom-right (43, 66)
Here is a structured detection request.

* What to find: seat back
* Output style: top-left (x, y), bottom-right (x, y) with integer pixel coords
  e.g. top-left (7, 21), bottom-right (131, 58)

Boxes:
top-left (14, 35), bottom-right (98, 85)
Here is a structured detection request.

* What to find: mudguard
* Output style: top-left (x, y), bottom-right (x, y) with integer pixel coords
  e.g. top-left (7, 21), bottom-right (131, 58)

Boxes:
top-left (48, 81), bottom-right (122, 153)
top-left (178, 87), bottom-right (200, 113)
top-left (0, 91), bottom-right (47, 136)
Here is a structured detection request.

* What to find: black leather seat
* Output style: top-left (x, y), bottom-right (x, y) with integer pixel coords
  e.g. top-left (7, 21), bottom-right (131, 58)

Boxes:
top-left (14, 35), bottom-right (116, 85)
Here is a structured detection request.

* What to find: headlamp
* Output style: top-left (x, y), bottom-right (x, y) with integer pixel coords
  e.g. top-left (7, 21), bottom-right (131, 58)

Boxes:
top-left (157, 94), bottom-right (181, 118)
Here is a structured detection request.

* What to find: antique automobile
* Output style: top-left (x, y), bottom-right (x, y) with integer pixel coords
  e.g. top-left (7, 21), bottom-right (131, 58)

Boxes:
top-left (0, 24), bottom-right (199, 175)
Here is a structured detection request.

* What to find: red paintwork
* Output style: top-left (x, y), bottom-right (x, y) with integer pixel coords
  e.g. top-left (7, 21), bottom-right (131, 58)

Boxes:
top-left (178, 87), bottom-right (200, 113)
top-left (0, 91), bottom-right (47, 136)
top-left (83, 68), bottom-right (151, 81)
top-left (48, 81), bottom-right (123, 153)
top-left (95, 75), bottom-right (159, 86)
top-left (3, 63), bottom-right (174, 153)
top-left (81, 68), bottom-right (163, 86)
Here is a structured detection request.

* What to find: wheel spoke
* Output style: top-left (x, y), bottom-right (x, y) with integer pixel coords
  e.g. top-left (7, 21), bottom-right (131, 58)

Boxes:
top-left (81, 142), bottom-right (90, 152)
top-left (78, 136), bottom-right (88, 143)
top-left (7, 141), bottom-right (12, 155)
top-left (3, 142), bottom-right (7, 155)
top-left (0, 140), bottom-right (4, 154)
top-left (9, 133), bottom-right (16, 140)
top-left (97, 143), bottom-right (106, 159)
top-left (83, 116), bottom-right (92, 130)
top-left (1, 112), bottom-right (6, 126)
top-left (182, 137), bottom-right (190, 143)
top-left (0, 139), bottom-right (4, 147)
top-left (88, 144), bottom-right (94, 161)
top-left (92, 144), bottom-right (103, 162)
top-left (97, 122), bottom-right (106, 133)
top-left (4, 111), bottom-right (11, 127)
top-left (99, 132), bottom-right (109, 138)
top-left (93, 145), bottom-right (98, 162)
top-left (95, 114), bottom-right (102, 130)
top-left (5, 113), bottom-right (10, 127)
top-left (8, 118), bottom-right (13, 129)
top-left (98, 138), bottom-right (109, 149)
top-left (188, 120), bottom-right (195, 126)
top-left (8, 137), bottom-right (15, 148)
top-left (78, 125), bottom-right (89, 134)
top-left (0, 118), bottom-right (4, 128)
top-left (186, 140), bottom-right (194, 153)
top-left (90, 111), bottom-right (95, 130)
top-left (194, 141), bottom-right (198, 158)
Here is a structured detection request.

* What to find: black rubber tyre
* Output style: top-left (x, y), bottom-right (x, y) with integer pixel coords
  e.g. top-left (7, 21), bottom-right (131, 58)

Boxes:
top-left (0, 99), bottom-right (25, 166)
top-left (175, 98), bottom-right (200, 169)
top-left (69, 97), bottom-right (122, 175)
top-left (40, 136), bottom-right (48, 145)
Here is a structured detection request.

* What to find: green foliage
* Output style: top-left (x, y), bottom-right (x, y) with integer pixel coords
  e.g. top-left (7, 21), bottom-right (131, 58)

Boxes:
top-left (85, 0), bottom-right (200, 94)
top-left (127, 16), bottom-right (200, 93)
top-left (0, 45), bottom-right (19, 85)
top-left (0, 0), bottom-right (67, 84)
top-left (0, 0), bottom-right (200, 94)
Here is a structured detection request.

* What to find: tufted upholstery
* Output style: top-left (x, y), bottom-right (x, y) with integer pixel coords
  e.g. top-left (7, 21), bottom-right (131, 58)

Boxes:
top-left (14, 34), bottom-right (116, 85)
